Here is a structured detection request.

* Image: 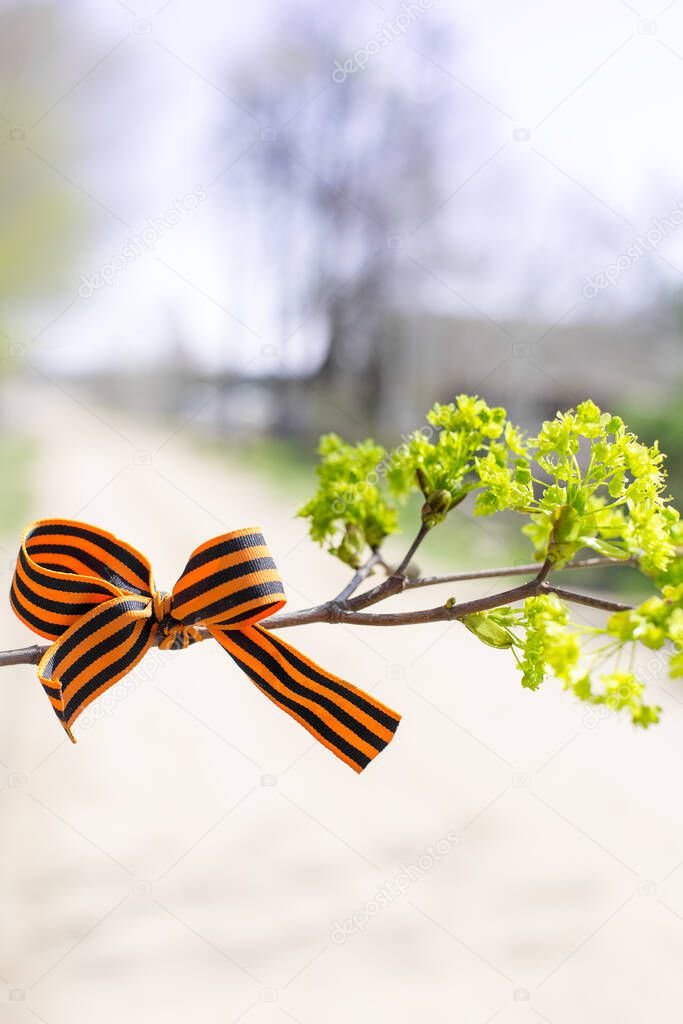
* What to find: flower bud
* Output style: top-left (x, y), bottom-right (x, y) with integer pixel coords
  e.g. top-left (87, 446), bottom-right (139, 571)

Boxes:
top-left (336, 524), bottom-right (364, 568)
top-left (416, 467), bottom-right (432, 497)
top-left (462, 613), bottom-right (514, 649)
top-left (421, 489), bottom-right (452, 527)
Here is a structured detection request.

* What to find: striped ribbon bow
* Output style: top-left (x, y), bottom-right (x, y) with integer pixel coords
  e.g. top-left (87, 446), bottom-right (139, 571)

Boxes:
top-left (10, 520), bottom-right (400, 771)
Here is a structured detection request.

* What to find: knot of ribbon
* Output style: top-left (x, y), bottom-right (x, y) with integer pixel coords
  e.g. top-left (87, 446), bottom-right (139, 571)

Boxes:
top-left (10, 519), bottom-right (401, 772)
top-left (152, 591), bottom-right (203, 650)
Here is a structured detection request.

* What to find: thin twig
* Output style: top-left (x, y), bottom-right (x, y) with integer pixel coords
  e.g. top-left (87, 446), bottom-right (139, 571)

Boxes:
top-left (0, 645), bottom-right (46, 667)
top-left (405, 554), bottom-right (637, 590)
top-left (333, 549), bottom-right (383, 603)
top-left (395, 522), bottom-right (430, 577)
top-left (543, 585), bottom-right (631, 614)
top-left (535, 556), bottom-right (554, 585)
top-left (330, 579), bottom-right (543, 626)
top-left (345, 523), bottom-right (431, 612)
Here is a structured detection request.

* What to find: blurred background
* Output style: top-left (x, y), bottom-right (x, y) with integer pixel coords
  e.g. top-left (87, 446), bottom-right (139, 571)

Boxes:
top-left (3, 2), bottom-right (683, 1022)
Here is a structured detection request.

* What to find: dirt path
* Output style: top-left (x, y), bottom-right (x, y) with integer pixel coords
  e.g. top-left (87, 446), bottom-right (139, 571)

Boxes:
top-left (2, 380), bottom-right (683, 1023)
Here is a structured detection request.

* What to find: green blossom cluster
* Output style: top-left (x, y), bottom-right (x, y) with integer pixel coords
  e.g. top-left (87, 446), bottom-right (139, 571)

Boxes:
top-left (298, 434), bottom-right (398, 567)
top-left (386, 395), bottom-right (522, 516)
top-left (474, 399), bottom-right (678, 573)
top-left (299, 395), bottom-right (517, 563)
top-left (300, 396), bottom-right (679, 576)
top-left (464, 596), bottom-right (661, 727)
top-left (608, 584), bottom-right (683, 678)
top-left (653, 520), bottom-right (683, 587)
top-left (299, 395), bottom-right (682, 727)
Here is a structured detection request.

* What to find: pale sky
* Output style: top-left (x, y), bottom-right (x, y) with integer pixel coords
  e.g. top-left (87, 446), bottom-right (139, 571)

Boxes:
top-left (6, 0), bottom-right (683, 371)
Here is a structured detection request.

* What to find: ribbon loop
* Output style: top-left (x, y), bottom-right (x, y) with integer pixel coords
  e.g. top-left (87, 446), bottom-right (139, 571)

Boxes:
top-left (10, 520), bottom-right (400, 771)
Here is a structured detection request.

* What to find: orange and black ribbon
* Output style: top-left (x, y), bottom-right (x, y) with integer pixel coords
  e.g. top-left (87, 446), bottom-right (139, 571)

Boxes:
top-left (10, 520), bottom-right (400, 771)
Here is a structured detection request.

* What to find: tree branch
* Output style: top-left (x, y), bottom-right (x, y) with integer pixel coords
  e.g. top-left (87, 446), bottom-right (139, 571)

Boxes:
top-left (0, 571), bottom-right (635, 668)
top-left (0, 523), bottom-right (638, 670)
top-left (331, 579), bottom-right (543, 626)
top-left (332, 549), bottom-right (384, 603)
top-left (534, 556), bottom-right (553, 585)
top-left (0, 645), bottom-right (46, 667)
top-left (404, 554), bottom-right (637, 591)
top-left (394, 522), bottom-right (430, 577)
top-left (343, 524), bottom-right (431, 612)
top-left (542, 585), bottom-right (631, 614)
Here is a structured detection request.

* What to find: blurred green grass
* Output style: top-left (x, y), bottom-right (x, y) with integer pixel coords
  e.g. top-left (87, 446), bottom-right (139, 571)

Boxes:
top-left (0, 434), bottom-right (34, 539)
top-left (193, 435), bottom-right (315, 504)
